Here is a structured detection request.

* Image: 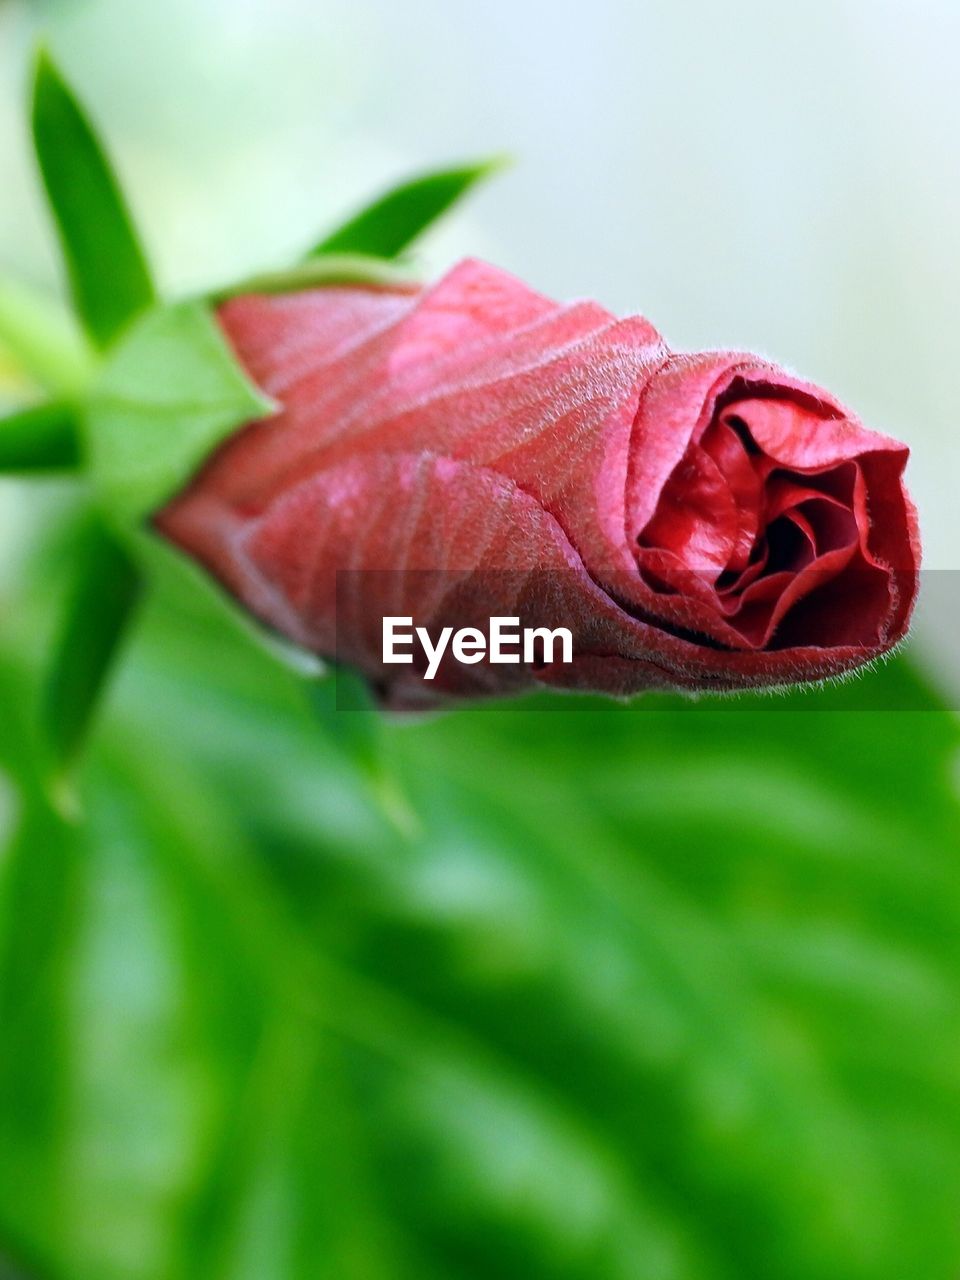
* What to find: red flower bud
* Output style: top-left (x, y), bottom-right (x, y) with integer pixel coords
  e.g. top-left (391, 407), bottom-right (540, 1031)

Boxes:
top-left (155, 259), bottom-right (920, 705)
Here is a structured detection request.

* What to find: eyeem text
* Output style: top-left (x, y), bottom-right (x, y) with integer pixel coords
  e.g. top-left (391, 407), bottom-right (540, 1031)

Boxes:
top-left (382, 616), bottom-right (574, 680)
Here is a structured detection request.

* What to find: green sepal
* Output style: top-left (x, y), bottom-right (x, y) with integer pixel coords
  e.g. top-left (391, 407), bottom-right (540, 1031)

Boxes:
top-left (41, 516), bottom-right (144, 815)
top-left (0, 400), bottom-right (81, 472)
top-left (83, 299), bottom-right (276, 526)
top-left (308, 158), bottom-right (507, 260)
top-left (212, 250), bottom-right (414, 300)
top-left (212, 253), bottom-right (416, 302)
top-left (31, 48), bottom-right (155, 350)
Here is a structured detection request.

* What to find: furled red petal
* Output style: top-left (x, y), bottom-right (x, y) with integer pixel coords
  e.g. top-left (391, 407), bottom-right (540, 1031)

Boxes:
top-left (701, 416), bottom-right (764, 570)
top-left (611, 350), bottom-right (918, 653)
top-left (162, 447), bottom-right (731, 705)
top-left (638, 444), bottom-right (739, 574)
top-left (730, 395), bottom-right (899, 470)
top-left (155, 259), bottom-right (921, 705)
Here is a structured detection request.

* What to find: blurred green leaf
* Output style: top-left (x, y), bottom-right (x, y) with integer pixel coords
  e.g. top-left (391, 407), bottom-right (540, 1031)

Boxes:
top-left (307, 668), bottom-right (420, 839)
top-left (0, 401), bottom-right (80, 472)
top-left (1, 499), bottom-right (958, 1280)
top-left (84, 299), bottom-right (274, 525)
top-left (309, 160), bottom-right (505, 260)
top-left (31, 49), bottom-right (155, 350)
top-left (41, 519), bottom-right (143, 806)
top-left (0, 274), bottom-right (90, 397)
top-left (307, 667), bottom-right (382, 776)
top-left (0, 657), bottom-right (82, 1278)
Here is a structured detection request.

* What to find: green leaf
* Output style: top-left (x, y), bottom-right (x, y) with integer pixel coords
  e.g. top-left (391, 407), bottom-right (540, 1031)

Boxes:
top-left (41, 518), bottom-right (143, 807)
top-left (309, 159), bottom-right (506, 260)
top-left (307, 666), bottom-right (382, 775)
top-left (0, 661), bottom-right (83, 1273)
top-left (84, 299), bottom-right (275, 525)
top-left (2, 490), bottom-right (960, 1280)
top-left (307, 667), bottom-right (420, 838)
top-left (31, 49), bottom-right (155, 350)
top-left (0, 401), bottom-right (80, 472)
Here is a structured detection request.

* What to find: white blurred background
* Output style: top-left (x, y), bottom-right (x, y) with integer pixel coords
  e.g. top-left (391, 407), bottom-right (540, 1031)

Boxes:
top-left (1, 0), bottom-right (957, 691)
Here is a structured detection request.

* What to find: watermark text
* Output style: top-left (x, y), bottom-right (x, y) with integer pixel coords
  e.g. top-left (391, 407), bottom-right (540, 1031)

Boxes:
top-left (383, 616), bottom-right (573, 680)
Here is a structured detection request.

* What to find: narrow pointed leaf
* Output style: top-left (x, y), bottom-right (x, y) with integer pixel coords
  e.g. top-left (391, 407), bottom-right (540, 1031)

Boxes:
top-left (307, 665), bottom-right (382, 776)
top-left (31, 50), bottom-right (155, 350)
top-left (308, 668), bottom-right (420, 837)
top-left (42, 519), bottom-right (144, 802)
top-left (308, 159), bottom-right (505, 260)
top-left (0, 401), bottom-right (80, 472)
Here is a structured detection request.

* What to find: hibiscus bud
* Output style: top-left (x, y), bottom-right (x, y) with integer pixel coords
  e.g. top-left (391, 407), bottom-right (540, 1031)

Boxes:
top-left (155, 259), bottom-right (920, 706)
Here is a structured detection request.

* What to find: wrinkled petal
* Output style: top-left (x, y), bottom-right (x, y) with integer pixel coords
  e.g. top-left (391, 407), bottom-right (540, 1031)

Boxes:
top-left (638, 445), bottom-right (739, 574)
top-left (156, 259), bottom-right (921, 706)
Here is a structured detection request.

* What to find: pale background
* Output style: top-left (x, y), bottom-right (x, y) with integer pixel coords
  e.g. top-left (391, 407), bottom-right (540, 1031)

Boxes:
top-left (1, 0), bottom-right (957, 690)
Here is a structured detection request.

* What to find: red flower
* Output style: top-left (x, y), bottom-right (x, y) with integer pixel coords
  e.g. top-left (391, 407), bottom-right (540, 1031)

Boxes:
top-left (156, 259), bottom-right (920, 706)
